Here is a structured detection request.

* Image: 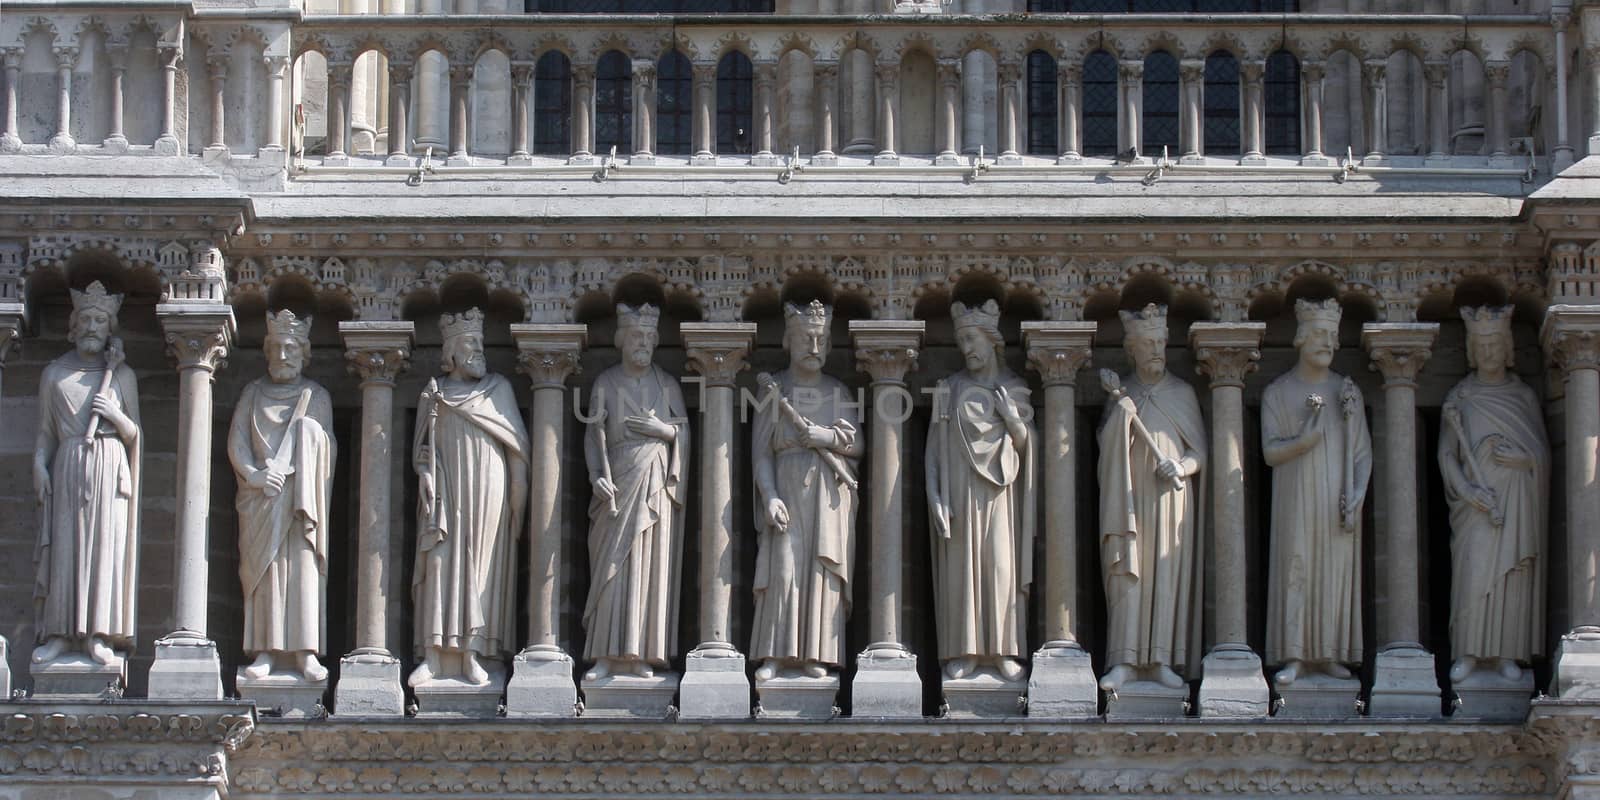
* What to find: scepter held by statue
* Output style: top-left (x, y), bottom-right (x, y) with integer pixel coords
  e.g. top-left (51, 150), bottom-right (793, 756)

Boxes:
top-left (756, 371), bottom-right (858, 491)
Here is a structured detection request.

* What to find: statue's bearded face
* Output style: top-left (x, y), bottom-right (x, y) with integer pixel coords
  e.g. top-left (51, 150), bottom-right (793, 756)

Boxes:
top-left (1469, 330), bottom-right (1511, 374)
top-left (617, 325), bottom-right (658, 368)
top-left (1295, 320), bottom-right (1338, 369)
top-left (265, 334), bottom-right (306, 383)
top-left (787, 325), bottom-right (828, 373)
top-left (956, 326), bottom-right (996, 373)
top-left (1126, 332), bottom-right (1167, 376)
top-left (72, 309), bottom-right (112, 355)
top-left (447, 333), bottom-right (487, 380)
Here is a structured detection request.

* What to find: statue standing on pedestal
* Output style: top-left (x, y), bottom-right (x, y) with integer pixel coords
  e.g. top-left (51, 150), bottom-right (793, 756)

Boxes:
top-left (926, 299), bottom-right (1036, 682)
top-left (1263, 298), bottom-right (1372, 687)
top-left (1441, 305), bottom-right (1547, 683)
top-left (31, 281), bottom-right (141, 668)
top-left (228, 310), bottom-right (336, 682)
top-left (581, 304), bottom-right (689, 681)
top-left (1095, 304), bottom-right (1206, 693)
top-left (751, 300), bottom-right (862, 682)
top-left (410, 308), bottom-right (529, 687)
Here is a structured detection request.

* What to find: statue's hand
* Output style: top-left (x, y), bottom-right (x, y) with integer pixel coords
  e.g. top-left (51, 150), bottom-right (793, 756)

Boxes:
top-left (418, 471), bottom-right (435, 511)
top-left (1490, 440), bottom-right (1533, 470)
top-left (802, 424), bottom-right (835, 449)
top-left (766, 497), bottom-right (789, 533)
top-left (594, 476), bottom-right (618, 503)
top-left (930, 497), bottom-right (951, 539)
top-left (1339, 492), bottom-right (1360, 531)
top-left (1468, 485), bottom-right (1498, 514)
top-left (33, 461), bottom-right (49, 504)
top-left (246, 468), bottom-right (285, 496)
top-left (1156, 458), bottom-right (1184, 480)
top-left (625, 414), bottom-right (676, 442)
top-left (91, 392), bottom-right (134, 437)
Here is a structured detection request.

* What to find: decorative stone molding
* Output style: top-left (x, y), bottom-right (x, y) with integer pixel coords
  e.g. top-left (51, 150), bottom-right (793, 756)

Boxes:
top-left (682, 324), bottom-right (756, 388)
top-left (161, 316), bottom-right (233, 374)
top-left (1023, 323), bottom-right (1096, 387)
top-left (1191, 324), bottom-right (1264, 389)
top-left (513, 326), bottom-right (585, 389)
top-left (1542, 305), bottom-right (1600, 374)
top-left (1362, 324), bottom-right (1438, 389)
top-left (343, 338), bottom-right (412, 387)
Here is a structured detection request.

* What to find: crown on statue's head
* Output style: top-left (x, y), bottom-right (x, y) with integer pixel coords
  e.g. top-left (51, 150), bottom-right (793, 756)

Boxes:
top-left (1120, 303), bottom-right (1168, 339)
top-left (952, 299), bottom-right (1001, 333)
top-left (440, 307), bottom-right (485, 341)
top-left (784, 300), bottom-right (831, 331)
top-left (1294, 298), bottom-right (1342, 325)
top-left (70, 281), bottom-right (122, 316)
top-left (616, 303), bottom-right (661, 330)
top-left (266, 309), bottom-right (312, 340)
top-left (1461, 304), bottom-right (1514, 337)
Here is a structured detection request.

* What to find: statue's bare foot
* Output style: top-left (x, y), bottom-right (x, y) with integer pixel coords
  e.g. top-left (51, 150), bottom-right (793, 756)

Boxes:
top-left (1154, 664), bottom-right (1184, 689)
top-left (88, 637), bottom-right (118, 666)
top-left (945, 657), bottom-right (977, 680)
top-left (1496, 658), bottom-right (1523, 681)
top-left (407, 652), bottom-right (439, 687)
top-left (1448, 656), bottom-right (1476, 683)
top-left (300, 653), bottom-right (328, 682)
top-left (585, 659), bottom-right (611, 682)
top-left (1274, 660), bottom-right (1302, 688)
top-left (31, 636), bottom-right (68, 665)
top-left (1323, 662), bottom-right (1353, 680)
top-left (996, 657), bottom-right (1025, 682)
top-left (1099, 663), bottom-right (1135, 693)
top-left (464, 653), bottom-right (490, 686)
top-left (802, 661), bottom-right (827, 679)
top-left (243, 652), bottom-right (273, 680)
top-left (754, 660), bottom-right (779, 682)
top-left (633, 660), bottom-right (655, 679)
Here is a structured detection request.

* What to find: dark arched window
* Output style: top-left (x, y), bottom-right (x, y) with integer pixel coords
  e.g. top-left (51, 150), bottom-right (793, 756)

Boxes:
top-left (1204, 50), bottom-right (1240, 155)
top-left (1026, 0), bottom-right (1296, 9)
top-left (1142, 50), bottom-right (1179, 155)
top-left (717, 51), bottom-right (753, 155)
top-left (595, 50), bottom-right (632, 155)
top-left (1265, 49), bottom-right (1301, 155)
top-left (1082, 50), bottom-right (1118, 156)
top-left (533, 50), bottom-right (571, 155)
top-left (656, 50), bottom-right (692, 155)
top-left (1026, 50), bottom-right (1058, 155)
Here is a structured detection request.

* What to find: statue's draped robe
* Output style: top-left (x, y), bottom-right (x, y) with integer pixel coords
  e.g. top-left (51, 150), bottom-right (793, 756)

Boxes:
top-left (927, 371), bottom-right (1036, 661)
top-left (34, 355), bottom-right (141, 646)
top-left (582, 365), bottom-right (688, 664)
top-left (1441, 375), bottom-right (1547, 662)
top-left (1097, 373), bottom-right (1206, 673)
top-left (413, 374), bottom-right (529, 659)
top-left (229, 378), bottom-right (335, 655)
top-left (1263, 372), bottom-right (1372, 665)
top-left (751, 372), bottom-right (860, 667)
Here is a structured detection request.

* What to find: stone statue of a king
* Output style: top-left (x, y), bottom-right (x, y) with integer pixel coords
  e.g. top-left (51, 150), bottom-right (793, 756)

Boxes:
top-left (751, 300), bottom-right (862, 682)
top-left (1095, 303), bottom-right (1206, 694)
top-left (31, 281), bottom-right (142, 669)
top-left (1440, 305), bottom-right (1547, 684)
top-left (1263, 298), bottom-right (1372, 687)
top-left (581, 303), bottom-right (689, 681)
top-left (411, 308), bottom-right (529, 687)
top-left (229, 309), bottom-right (336, 682)
top-left (926, 299), bottom-right (1036, 682)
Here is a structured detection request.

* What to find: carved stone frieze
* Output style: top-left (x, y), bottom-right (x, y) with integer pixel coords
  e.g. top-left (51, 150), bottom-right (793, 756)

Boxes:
top-left (0, 702), bottom-right (254, 789)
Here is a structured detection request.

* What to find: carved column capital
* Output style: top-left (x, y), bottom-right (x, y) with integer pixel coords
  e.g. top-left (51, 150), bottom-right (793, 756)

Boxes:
top-left (1543, 305), bottom-right (1600, 373)
top-left (1362, 323), bottom-right (1438, 389)
top-left (1119, 60), bottom-right (1144, 82)
top-left (53, 46), bottom-right (80, 70)
top-left (1190, 322), bottom-right (1266, 389)
top-left (850, 320), bottom-right (924, 385)
top-left (1022, 321), bottom-right (1096, 387)
top-left (1485, 60), bottom-right (1512, 88)
top-left (1362, 59), bottom-right (1387, 86)
top-left (0, 302), bottom-right (25, 367)
top-left (339, 321), bottom-right (414, 387)
top-left (755, 60), bottom-right (779, 88)
top-left (511, 323), bottom-right (586, 389)
top-left (1300, 59), bottom-right (1325, 82)
top-left (1179, 59), bottom-right (1205, 83)
top-left (1423, 60), bottom-right (1450, 88)
top-left (157, 306), bottom-right (235, 373)
top-left (681, 322), bottom-right (756, 388)
top-left (1240, 60), bottom-right (1265, 86)
top-left (571, 63), bottom-right (595, 86)
top-left (327, 60), bottom-right (354, 90)
top-left (2, 48), bottom-right (22, 70)
top-left (448, 63), bottom-right (473, 88)
top-left (511, 62), bottom-right (535, 88)
top-left (1057, 61), bottom-right (1082, 88)
top-left (387, 61), bottom-right (414, 86)
top-left (936, 58), bottom-right (961, 87)
top-left (815, 60), bottom-right (839, 86)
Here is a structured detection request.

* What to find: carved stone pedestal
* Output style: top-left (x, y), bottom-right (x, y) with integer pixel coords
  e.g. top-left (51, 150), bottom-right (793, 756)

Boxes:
top-left (581, 672), bottom-right (680, 719)
top-left (414, 665), bottom-right (506, 718)
top-left (678, 647), bottom-right (751, 719)
top-left (1105, 680), bottom-right (1189, 720)
top-left (1555, 632), bottom-right (1600, 699)
top-left (506, 648), bottom-right (579, 718)
top-left (333, 653), bottom-right (405, 716)
top-left (147, 635), bottom-right (224, 700)
top-left (1199, 646), bottom-right (1271, 718)
top-left (1027, 644), bottom-right (1099, 719)
top-left (756, 673), bottom-right (840, 719)
top-left (30, 654), bottom-right (124, 698)
top-left (851, 648), bottom-right (923, 719)
top-left (1370, 646), bottom-right (1444, 718)
top-left (1273, 673), bottom-right (1362, 719)
top-left (237, 671), bottom-right (329, 718)
top-left (942, 671), bottom-right (1026, 719)
top-left (1452, 667), bottom-right (1534, 722)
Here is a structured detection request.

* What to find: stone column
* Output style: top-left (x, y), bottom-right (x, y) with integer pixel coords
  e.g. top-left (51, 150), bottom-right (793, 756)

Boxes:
top-left (264, 55), bottom-right (288, 152)
top-left (1362, 59), bottom-right (1387, 163)
top-left (845, 51), bottom-right (876, 154)
top-left (692, 63), bottom-right (716, 165)
top-left (1192, 322), bottom-right (1270, 718)
top-left (206, 55), bottom-right (227, 153)
top-left (1, 49), bottom-right (22, 152)
top-left (326, 61), bottom-right (353, 162)
top-left (506, 324), bottom-right (586, 718)
top-left (873, 62), bottom-right (899, 165)
top-left (1301, 60), bottom-right (1326, 164)
top-left (147, 301), bottom-right (236, 700)
top-left (106, 46), bottom-right (128, 149)
top-left (332, 322), bottom-right (412, 717)
top-left (1241, 60), bottom-right (1265, 163)
top-left (571, 64), bottom-right (594, 163)
top-left (156, 45), bottom-right (181, 154)
top-left (997, 62), bottom-right (1021, 163)
top-left (1485, 61), bottom-right (1511, 161)
top-left (50, 47), bottom-right (78, 152)
top-left (678, 322), bottom-right (757, 719)
top-left (754, 61), bottom-right (777, 165)
top-left (447, 63), bottom-right (471, 165)
top-left (850, 321), bottom-right (924, 718)
top-left (1179, 59), bottom-right (1203, 162)
top-left (1424, 61), bottom-right (1449, 162)
top-left (1022, 321), bottom-right (1098, 719)
top-left (0, 303), bottom-right (20, 697)
top-left (935, 59), bottom-right (961, 165)
top-left (385, 61), bottom-right (412, 166)
top-left (813, 61), bottom-right (838, 164)
top-left (1058, 62), bottom-right (1080, 163)
top-left (1120, 60), bottom-right (1142, 158)
top-left (510, 63), bottom-right (533, 164)
top-left (1542, 306), bottom-right (1600, 697)
top-left (1554, 12), bottom-right (1576, 168)
top-left (1363, 323), bottom-right (1442, 718)
top-left (629, 61), bottom-right (655, 164)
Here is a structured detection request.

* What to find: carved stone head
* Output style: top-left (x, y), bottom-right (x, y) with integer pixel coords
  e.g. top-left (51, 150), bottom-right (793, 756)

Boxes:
top-left (264, 309), bottom-right (311, 384)
top-left (783, 300), bottom-right (832, 374)
top-left (1292, 298), bottom-right (1342, 370)
top-left (440, 307), bottom-right (487, 380)
top-left (1120, 303), bottom-right (1169, 380)
top-left (615, 303), bottom-right (661, 370)
top-left (952, 299), bottom-right (1004, 374)
top-left (1461, 304), bottom-right (1515, 374)
top-left (68, 281), bottom-right (122, 354)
